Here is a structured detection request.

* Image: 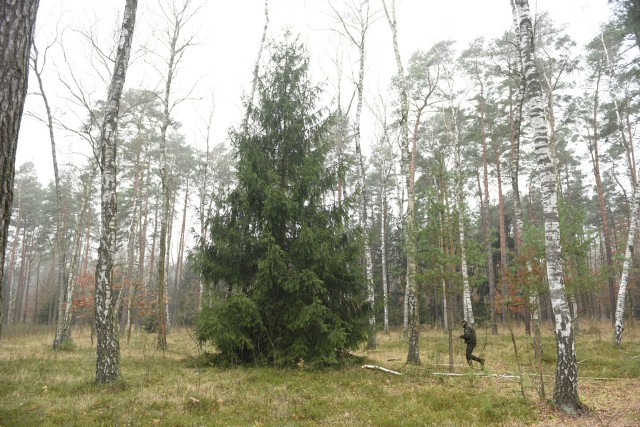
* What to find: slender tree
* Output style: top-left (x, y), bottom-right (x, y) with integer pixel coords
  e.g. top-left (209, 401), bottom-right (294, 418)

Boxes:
top-left (512, 0), bottom-right (583, 411)
top-left (152, 0), bottom-right (200, 351)
top-left (381, 0), bottom-right (420, 365)
top-left (328, 0), bottom-right (378, 350)
top-left (94, 0), bottom-right (138, 384)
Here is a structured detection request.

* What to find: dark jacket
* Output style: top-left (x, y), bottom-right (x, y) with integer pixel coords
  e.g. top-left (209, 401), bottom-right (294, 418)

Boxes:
top-left (460, 324), bottom-right (476, 344)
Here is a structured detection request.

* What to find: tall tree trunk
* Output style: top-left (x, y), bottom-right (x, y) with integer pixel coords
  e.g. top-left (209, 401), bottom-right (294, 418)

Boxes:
top-left (33, 41), bottom-right (72, 349)
top-left (55, 170), bottom-right (94, 346)
top-left (0, 0), bottom-right (40, 338)
top-left (95, 0), bottom-right (138, 384)
top-left (330, 0), bottom-right (376, 350)
top-left (32, 255), bottom-right (42, 324)
top-left (14, 226), bottom-right (28, 324)
top-left (451, 108), bottom-right (474, 325)
top-left (380, 170), bottom-right (390, 334)
top-left (614, 187), bottom-right (639, 344)
top-left (479, 80), bottom-right (497, 334)
top-left (513, 0), bottom-right (583, 411)
top-left (588, 66), bottom-right (617, 324)
top-left (495, 149), bottom-right (509, 325)
top-left (156, 0), bottom-right (198, 351)
top-left (507, 44), bottom-right (544, 373)
top-left (382, 0), bottom-right (419, 364)
top-left (5, 218), bottom-right (21, 328)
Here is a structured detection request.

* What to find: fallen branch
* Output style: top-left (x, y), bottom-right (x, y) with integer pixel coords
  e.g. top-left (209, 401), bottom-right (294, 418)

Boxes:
top-left (432, 372), bottom-right (521, 380)
top-left (362, 365), bottom-right (402, 375)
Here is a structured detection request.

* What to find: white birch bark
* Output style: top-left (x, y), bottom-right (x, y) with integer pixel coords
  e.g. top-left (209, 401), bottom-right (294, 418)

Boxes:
top-left (95, 0), bottom-right (137, 384)
top-left (614, 187), bottom-right (639, 344)
top-left (513, 0), bottom-right (582, 411)
top-left (380, 170), bottom-right (390, 334)
top-left (382, 0), bottom-right (419, 364)
top-left (329, 0), bottom-right (376, 350)
top-left (32, 42), bottom-right (74, 350)
top-left (508, 0), bottom-right (543, 366)
top-left (59, 171), bottom-right (94, 345)
top-left (451, 108), bottom-right (473, 325)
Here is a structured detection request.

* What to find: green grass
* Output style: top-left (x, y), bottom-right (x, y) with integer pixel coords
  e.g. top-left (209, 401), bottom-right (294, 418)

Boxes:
top-left (0, 321), bottom-right (638, 426)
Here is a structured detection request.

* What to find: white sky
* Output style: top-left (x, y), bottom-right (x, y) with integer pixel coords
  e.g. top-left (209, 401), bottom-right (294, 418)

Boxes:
top-left (17, 0), bottom-right (612, 184)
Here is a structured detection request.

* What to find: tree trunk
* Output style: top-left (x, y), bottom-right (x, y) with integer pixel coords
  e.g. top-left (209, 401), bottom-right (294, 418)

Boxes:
top-left (614, 186), bottom-right (639, 344)
top-left (5, 218), bottom-right (21, 328)
top-left (0, 0), bottom-right (40, 338)
top-left (588, 67), bottom-right (617, 325)
top-left (451, 108), bottom-right (474, 325)
top-left (55, 169), bottom-right (94, 347)
top-left (95, 0), bottom-right (138, 384)
top-left (33, 42), bottom-right (72, 349)
top-left (479, 80), bottom-right (497, 334)
top-left (156, 0), bottom-right (198, 351)
top-left (495, 149), bottom-right (509, 325)
top-left (381, 172), bottom-right (390, 334)
top-left (382, 0), bottom-right (419, 364)
top-left (513, 0), bottom-right (583, 412)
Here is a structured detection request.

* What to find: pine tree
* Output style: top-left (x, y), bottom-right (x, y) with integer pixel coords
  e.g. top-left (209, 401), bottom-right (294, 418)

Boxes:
top-left (196, 35), bottom-right (368, 367)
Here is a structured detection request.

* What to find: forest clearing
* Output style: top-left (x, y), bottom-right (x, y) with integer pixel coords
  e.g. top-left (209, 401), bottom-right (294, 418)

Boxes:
top-left (3, 0), bottom-right (640, 424)
top-left (0, 322), bottom-right (638, 426)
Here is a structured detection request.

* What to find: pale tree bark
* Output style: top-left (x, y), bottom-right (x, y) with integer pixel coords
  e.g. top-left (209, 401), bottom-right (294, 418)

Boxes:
top-left (57, 168), bottom-right (95, 346)
top-left (382, 0), bottom-right (419, 364)
top-left (494, 147), bottom-right (509, 325)
top-left (174, 178), bottom-right (189, 296)
top-left (450, 107), bottom-right (474, 325)
top-left (380, 179), bottom-right (390, 334)
top-left (614, 186), bottom-right (638, 344)
top-left (0, 0), bottom-right (40, 339)
top-left (370, 96), bottom-right (393, 334)
top-left (509, 59), bottom-right (544, 392)
top-left (513, 0), bottom-right (583, 412)
top-left (329, 0), bottom-right (377, 350)
top-left (508, 2), bottom-right (543, 375)
top-left (95, 0), bottom-right (138, 384)
top-left (31, 38), bottom-right (73, 350)
top-left (4, 220), bottom-right (19, 328)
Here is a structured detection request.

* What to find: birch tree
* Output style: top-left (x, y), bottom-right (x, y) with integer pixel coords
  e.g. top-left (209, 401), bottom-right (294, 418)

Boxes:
top-left (381, 0), bottom-right (419, 364)
top-left (0, 0), bottom-right (40, 339)
top-left (328, 0), bottom-right (378, 350)
top-left (94, 0), bottom-right (138, 384)
top-left (512, 0), bottom-right (583, 412)
top-left (30, 36), bottom-right (75, 350)
top-left (614, 187), bottom-right (639, 344)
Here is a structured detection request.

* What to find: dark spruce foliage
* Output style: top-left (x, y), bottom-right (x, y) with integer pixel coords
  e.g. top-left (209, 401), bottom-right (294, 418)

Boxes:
top-left (196, 35), bottom-right (368, 367)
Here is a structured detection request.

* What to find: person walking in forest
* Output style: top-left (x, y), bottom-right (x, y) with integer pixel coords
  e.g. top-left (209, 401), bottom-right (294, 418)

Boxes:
top-left (460, 320), bottom-right (485, 368)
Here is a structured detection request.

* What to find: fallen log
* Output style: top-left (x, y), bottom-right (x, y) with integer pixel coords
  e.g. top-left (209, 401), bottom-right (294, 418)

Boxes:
top-left (362, 365), bottom-right (402, 375)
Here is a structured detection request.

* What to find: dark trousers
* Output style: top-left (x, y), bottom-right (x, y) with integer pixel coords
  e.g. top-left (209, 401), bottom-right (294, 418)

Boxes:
top-left (465, 342), bottom-right (483, 363)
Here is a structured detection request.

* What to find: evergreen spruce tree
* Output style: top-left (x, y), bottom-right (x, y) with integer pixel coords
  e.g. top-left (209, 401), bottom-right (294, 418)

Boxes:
top-left (196, 35), bottom-right (368, 367)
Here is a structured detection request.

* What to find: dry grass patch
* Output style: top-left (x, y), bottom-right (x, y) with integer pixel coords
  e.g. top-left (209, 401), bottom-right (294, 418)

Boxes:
top-left (0, 321), bottom-right (637, 426)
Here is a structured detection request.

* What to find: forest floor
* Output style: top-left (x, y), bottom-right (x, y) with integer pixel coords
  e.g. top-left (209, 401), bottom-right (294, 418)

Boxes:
top-left (0, 321), bottom-right (638, 426)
